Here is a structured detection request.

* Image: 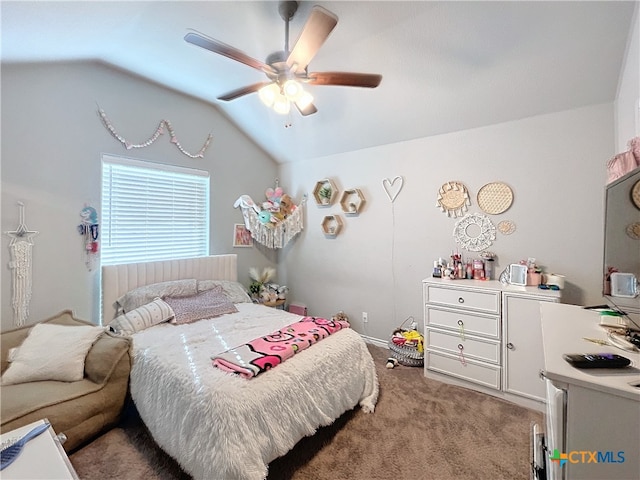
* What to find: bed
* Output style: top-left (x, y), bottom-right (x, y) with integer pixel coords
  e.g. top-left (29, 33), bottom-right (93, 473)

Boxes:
top-left (101, 254), bottom-right (379, 480)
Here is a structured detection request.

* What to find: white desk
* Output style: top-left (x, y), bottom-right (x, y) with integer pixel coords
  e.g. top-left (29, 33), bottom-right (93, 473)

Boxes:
top-left (540, 303), bottom-right (640, 480)
top-left (0, 419), bottom-right (79, 479)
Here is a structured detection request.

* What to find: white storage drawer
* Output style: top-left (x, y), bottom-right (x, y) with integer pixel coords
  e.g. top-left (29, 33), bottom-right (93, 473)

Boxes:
top-left (426, 350), bottom-right (501, 390)
top-left (426, 306), bottom-right (500, 339)
top-left (427, 329), bottom-right (500, 364)
top-left (425, 285), bottom-right (500, 314)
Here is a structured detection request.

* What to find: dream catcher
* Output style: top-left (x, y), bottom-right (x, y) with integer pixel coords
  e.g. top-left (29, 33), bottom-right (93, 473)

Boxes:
top-left (436, 181), bottom-right (471, 217)
top-left (78, 205), bottom-right (99, 270)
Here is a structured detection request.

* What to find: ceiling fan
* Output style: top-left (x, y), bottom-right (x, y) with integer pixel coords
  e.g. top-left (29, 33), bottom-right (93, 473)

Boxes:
top-left (184, 1), bottom-right (382, 116)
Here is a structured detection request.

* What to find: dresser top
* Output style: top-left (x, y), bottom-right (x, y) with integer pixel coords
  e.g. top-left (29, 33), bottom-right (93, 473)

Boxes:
top-left (423, 277), bottom-right (561, 300)
top-left (541, 302), bottom-right (640, 401)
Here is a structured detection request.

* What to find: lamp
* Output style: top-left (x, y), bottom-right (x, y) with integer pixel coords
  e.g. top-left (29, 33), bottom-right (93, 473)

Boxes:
top-left (258, 80), bottom-right (313, 115)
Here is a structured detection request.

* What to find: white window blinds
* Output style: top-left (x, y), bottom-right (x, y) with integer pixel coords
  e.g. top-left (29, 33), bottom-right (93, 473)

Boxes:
top-left (101, 155), bottom-right (210, 266)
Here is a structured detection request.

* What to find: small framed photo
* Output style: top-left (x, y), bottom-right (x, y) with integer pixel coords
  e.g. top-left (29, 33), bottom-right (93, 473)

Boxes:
top-left (233, 224), bottom-right (253, 247)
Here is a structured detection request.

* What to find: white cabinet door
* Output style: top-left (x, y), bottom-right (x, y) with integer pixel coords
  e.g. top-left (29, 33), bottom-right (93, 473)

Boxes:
top-left (503, 293), bottom-right (558, 402)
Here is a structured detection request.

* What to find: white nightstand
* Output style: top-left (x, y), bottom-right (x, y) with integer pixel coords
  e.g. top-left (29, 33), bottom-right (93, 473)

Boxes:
top-left (0, 419), bottom-right (79, 479)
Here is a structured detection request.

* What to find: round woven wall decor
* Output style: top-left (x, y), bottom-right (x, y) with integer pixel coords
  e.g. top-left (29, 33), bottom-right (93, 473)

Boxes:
top-left (631, 179), bottom-right (640, 210)
top-left (627, 222), bottom-right (640, 240)
top-left (498, 220), bottom-right (516, 235)
top-left (453, 213), bottom-right (496, 252)
top-left (436, 181), bottom-right (470, 217)
top-left (477, 182), bottom-right (513, 215)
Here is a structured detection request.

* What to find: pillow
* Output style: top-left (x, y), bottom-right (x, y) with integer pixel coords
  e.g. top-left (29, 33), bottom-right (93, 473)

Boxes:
top-left (197, 280), bottom-right (252, 303)
top-left (165, 287), bottom-right (238, 325)
top-left (108, 298), bottom-right (174, 336)
top-left (115, 279), bottom-right (197, 313)
top-left (1, 323), bottom-right (105, 385)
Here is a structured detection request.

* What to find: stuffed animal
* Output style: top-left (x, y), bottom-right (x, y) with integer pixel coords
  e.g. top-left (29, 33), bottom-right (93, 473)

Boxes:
top-left (276, 285), bottom-right (289, 300)
top-left (265, 187), bottom-right (283, 208)
top-left (386, 357), bottom-right (399, 369)
top-left (279, 194), bottom-right (296, 218)
top-left (332, 311), bottom-right (349, 323)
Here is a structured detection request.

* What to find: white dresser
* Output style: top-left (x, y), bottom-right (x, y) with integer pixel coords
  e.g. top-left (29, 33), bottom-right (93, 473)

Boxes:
top-left (423, 277), bottom-right (561, 410)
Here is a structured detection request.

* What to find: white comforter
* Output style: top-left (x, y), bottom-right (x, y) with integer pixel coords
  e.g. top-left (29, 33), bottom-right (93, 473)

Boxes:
top-left (129, 303), bottom-right (379, 480)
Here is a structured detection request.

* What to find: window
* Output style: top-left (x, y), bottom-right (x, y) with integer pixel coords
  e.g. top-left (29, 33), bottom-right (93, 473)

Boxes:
top-left (101, 155), bottom-right (209, 266)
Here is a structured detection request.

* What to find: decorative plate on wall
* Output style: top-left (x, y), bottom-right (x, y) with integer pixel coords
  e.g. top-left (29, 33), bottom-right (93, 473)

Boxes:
top-left (436, 181), bottom-right (470, 217)
top-left (453, 213), bottom-right (496, 251)
top-left (477, 182), bottom-right (513, 215)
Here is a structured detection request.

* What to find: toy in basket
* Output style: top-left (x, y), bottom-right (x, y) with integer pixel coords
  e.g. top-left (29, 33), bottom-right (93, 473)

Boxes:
top-left (387, 316), bottom-right (424, 367)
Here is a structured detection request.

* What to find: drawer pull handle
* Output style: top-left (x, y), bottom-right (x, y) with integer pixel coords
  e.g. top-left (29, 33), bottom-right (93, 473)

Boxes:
top-left (458, 297), bottom-right (465, 304)
top-left (458, 320), bottom-right (466, 341)
top-left (506, 342), bottom-right (514, 350)
top-left (457, 343), bottom-right (467, 366)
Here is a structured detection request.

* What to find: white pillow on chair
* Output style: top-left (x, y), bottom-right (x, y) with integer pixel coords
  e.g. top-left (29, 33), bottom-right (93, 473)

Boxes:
top-left (1, 323), bottom-right (105, 385)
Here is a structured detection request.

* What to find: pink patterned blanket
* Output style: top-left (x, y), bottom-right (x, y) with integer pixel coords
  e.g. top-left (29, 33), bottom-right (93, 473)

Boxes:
top-left (212, 316), bottom-right (350, 378)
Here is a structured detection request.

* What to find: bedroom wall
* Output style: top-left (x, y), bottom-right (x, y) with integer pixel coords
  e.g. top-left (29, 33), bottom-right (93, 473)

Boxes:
top-left (278, 103), bottom-right (614, 343)
top-left (0, 61), bottom-right (278, 330)
top-left (615, 2), bottom-right (640, 152)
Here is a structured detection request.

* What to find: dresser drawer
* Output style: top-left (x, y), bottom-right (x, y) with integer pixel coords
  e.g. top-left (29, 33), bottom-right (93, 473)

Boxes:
top-left (426, 350), bottom-right (501, 390)
top-left (427, 329), bottom-right (500, 364)
top-left (425, 285), bottom-right (500, 314)
top-left (426, 306), bottom-right (500, 339)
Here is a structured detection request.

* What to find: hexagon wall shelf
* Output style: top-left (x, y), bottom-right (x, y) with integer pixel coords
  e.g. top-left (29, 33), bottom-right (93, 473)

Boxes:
top-left (340, 188), bottom-right (366, 215)
top-left (313, 178), bottom-right (338, 207)
top-left (321, 215), bottom-right (343, 237)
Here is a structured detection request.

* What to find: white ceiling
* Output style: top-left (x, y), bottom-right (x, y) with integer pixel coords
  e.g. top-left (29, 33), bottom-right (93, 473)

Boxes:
top-left (1, 1), bottom-right (636, 163)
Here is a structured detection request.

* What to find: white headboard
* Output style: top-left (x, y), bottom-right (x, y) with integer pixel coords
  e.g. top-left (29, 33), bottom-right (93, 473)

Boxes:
top-left (101, 254), bottom-right (238, 323)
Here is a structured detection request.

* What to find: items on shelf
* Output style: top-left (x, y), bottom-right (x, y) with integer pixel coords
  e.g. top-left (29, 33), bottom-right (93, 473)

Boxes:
top-left (431, 250), bottom-right (497, 281)
top-left (248, 266), bottom-right (288, 307)
top-left (313, 178), bottom-right (338, 206)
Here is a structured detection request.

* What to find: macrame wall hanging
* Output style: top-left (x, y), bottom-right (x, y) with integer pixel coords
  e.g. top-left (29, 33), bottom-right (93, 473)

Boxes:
top-left (97, 107), bottom-right (213, 159)
top-left (234, 181), bottom-right (306, 249)
top-left (4, 202), bottom-right (39, 327)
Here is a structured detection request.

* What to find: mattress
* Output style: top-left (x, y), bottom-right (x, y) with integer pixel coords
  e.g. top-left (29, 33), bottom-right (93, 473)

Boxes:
top-left (129, 303), bottom-right (379, 480)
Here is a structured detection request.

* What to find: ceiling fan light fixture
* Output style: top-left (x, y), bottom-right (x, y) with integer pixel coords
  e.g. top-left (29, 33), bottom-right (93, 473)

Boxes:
top-left (273, 94), bottom-right (291, 115)
top-left (283, 79), bottom-right (303, 101)
top-left (258, 83), bottom-right (280, 107)
top-left (296, 91), bottom-right (314, 110)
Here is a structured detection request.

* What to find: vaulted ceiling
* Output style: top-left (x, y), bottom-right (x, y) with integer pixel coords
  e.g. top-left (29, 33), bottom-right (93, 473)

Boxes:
top-left (2, 1), bottom-right (636, 163)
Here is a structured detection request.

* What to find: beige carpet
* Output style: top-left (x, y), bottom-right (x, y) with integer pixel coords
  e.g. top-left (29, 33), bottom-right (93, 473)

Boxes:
top-left (70, 344), bottom-right (541, 480)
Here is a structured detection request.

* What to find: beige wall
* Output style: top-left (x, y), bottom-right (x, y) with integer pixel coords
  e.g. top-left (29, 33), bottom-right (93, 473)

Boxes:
top-left (1, 61), bottom-right (278, 329)
top-left (279, 104), bottom-right (614, 342)
top-left (615, 2), bottom-right (640, 152)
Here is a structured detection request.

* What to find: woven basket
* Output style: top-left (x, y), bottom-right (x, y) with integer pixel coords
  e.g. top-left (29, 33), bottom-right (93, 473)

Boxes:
top-left (388, 316), bottom-right (424, 367)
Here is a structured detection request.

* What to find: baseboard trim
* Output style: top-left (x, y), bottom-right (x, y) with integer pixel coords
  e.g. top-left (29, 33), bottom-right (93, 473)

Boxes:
top-left (360, 334), bottom-right (387, 349)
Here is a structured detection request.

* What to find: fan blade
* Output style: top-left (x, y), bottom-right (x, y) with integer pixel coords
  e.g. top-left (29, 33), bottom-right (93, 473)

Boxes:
top-left (185, 31), bottom-right (275, 75)
top-left (286, 6), bottom-right (338, 72)
top-left (218, 82), bottom-right (272, 101)
top-left (307, 72), bottom-right (382, 88)
top-left (295, 100), bottom-right (318, 116)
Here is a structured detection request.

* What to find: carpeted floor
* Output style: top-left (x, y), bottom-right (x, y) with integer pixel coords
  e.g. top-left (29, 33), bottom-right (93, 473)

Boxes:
top-left (69, 344), bottom-right (541, 480)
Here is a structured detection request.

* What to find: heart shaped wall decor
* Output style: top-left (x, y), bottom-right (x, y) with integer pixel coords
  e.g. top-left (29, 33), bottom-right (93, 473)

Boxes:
top-left (382, 176), bottom-right (404, 202)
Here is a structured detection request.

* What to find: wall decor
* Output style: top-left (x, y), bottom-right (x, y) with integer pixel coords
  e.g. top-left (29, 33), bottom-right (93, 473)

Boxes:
top-left (453, 213), bottom-right (496, 252)
top-left (234, 191), bottom-right (306, 249)
top-left (340, 189), bottom-right (366, 215)
top-left (77, 205), bottom-right (100, 271)
top-left (233, 224), bottom-right (253, 247)
top-left (477, 182), bottom-right (514, 214)
top-left (436, 181), bottom-right (470, 217)
top-left (98, 107), bottom-right (213, 159)
top-left (4, 202), bottom-right (39, 326)
top-left (631, 179), bottom-right (640, 210)
top-left (312, 179), bottom-right (338, 206)
top-left (498, 220), bottom-right (516, 235)
top-left (626, 222), bottom-right (640, 240)
top-left (321, 215), bottom-right (343, 237)
top-left (382, 176), bottom-right (404, 202)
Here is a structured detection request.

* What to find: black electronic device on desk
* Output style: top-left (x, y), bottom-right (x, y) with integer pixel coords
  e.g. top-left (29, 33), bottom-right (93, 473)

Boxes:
top-left (563, 353), bottom-right (631, 369)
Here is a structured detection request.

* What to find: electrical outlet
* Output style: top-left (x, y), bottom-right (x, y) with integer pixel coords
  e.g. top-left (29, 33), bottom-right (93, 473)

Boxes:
top-left (362, 312), bottom-right (368, 323)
